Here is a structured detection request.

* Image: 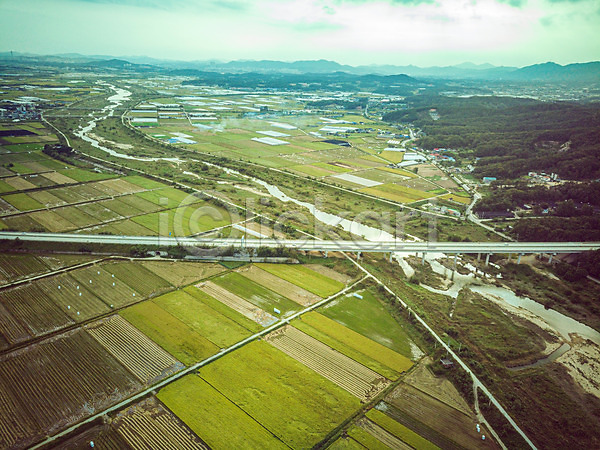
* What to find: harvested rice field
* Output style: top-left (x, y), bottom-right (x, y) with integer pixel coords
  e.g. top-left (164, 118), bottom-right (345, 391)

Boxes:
top-left (265, 325), bottom-right (391, 402)
top-left (236, 264), bottom-right (322, 306)
top-left (0, 328), bottom-right (141, 449)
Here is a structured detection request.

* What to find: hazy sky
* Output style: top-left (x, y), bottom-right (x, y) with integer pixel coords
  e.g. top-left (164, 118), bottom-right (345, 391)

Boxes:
top-left (1, 0), bottom-right (598, 67)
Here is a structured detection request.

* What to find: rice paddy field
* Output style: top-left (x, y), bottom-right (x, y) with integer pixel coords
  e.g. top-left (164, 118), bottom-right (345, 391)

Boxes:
top-left (0, 151), bottom-right (233, 235)
top-left (126, 98), bottom-right (470, 208)
top-left (0, 240), bottom-right (488, 449)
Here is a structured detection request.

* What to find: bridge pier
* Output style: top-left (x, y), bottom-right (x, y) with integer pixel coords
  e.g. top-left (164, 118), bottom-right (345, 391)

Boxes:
top-left (389, 252), bottom-right (393, 263)
top-left (357, 251), bottom-right (361, 260)
top-left (421, 252), bottom-right (426, 265)
top-left (549, 253), bottom-right (555, 264)
top-left (324, 251), bottom-right (328, 258)
top-left (517, 253), bottom-right (523, 264)
top-left (477, 253), bottom-right (481, 261)
top-left (485, 253), bottom-right (490, 266)
top-left (508, 253), bottom-right (512, 262)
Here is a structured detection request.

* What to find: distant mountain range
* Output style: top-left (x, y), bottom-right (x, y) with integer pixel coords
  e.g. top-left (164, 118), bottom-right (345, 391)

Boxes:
top-left (0, 51), bottom-right (598, 82)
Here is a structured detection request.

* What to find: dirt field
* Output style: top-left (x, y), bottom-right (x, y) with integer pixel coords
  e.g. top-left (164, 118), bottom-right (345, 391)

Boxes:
top-left (236, 264), bottom-right (321, 306)
top-left (196, 280), bottom-right (278, 327)
top-left (113, 397), bottom-right (207, 449)
top-left (305, 264), bottom-right (355, 284)
top-left (41, 171), bottom-right (77, 185)
top-left (266, 325), bottom-right (390, 402)
top-left (5, 176), bottom-right (36, 191)
top-left (29, 210), bottom-right (76, 232)
top-left (97, 178), bottom-right (146, 195)
top-left (38, 272), bottom-right (111, 322)
top-left (403, 357), bottom-right (473, 416)
top-left (385, 384), bottom-right (494, 449)
top-left (141, 261), bottom-right (225, 287)
top-left (47, 397), bottom-right (206, 450)
top-left (87, 315), bottom-right (183, 384)
top-left (0, 328), bottom-right (141, 449)
top-left (0, 282), bottom-right (74, 337)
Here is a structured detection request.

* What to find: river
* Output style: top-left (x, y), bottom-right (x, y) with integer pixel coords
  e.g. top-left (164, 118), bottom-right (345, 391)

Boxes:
top-left (77, 90), bottom-right (600, 352)
top-left (73, 83), bottom-right (184, 163)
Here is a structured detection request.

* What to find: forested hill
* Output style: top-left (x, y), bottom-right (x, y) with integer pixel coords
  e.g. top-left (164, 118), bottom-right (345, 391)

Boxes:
top-left (384, 96), bottom-right (600, 180)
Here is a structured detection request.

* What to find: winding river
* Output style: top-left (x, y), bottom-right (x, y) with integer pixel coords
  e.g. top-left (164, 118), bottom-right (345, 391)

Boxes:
top-left (74, 83), bottom-right (184, 163)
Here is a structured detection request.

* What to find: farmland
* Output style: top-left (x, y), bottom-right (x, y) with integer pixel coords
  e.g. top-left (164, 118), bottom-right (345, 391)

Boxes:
top-left (158, 375), bottom-right (286, 449)
top-left (212, 271), bottom-right (302, 317)
top-left (195, 280), bottom-right (279, 327)
top-left (0, 328), bottom-right (141, 449)
top-left (2, 67), bottom-right (577, 450)
top-left (294, 311), bottom-right (413, 380)
top-left (256, 263), bottom-right (345, 297)
top-left (119, 300), bottom-right (219, 365)
top-left (320, 287), bottom-right (415, 358)
top-left (154, 289), bottom-right (255, 347)
top-left (383, 383), bottom-right (493, 449)
top-left (236, 263), bottom-right (322, 306)
top-left (198, 340), bottom-right (361, 448)
top-left (265, 325), bottom-right (391, 402)
top-left (141, 260), bottom-right (225, 287)
top-left (86, 315), bottom-right (183, 383)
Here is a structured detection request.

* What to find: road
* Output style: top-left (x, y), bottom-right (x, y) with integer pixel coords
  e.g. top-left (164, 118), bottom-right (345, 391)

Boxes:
top-left (2, 232), bottom-right (599, 255)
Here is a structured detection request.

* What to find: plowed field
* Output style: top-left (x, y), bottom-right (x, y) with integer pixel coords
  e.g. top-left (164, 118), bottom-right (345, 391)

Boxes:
top-left (87, 315), bottom-right (183, 384)
top-left (0, 329), bottom-right (140, 449)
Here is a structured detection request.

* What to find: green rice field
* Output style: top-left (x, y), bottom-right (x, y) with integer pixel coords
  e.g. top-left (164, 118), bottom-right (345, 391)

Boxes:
top-left (256, 263), bottom-right (345, 297)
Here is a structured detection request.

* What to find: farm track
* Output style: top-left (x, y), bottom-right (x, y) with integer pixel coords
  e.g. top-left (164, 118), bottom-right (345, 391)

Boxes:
top-left (266, 325), bottom-right (390, 402)
top-left (87, 315), bottom-right (183, 384)
top-left (198, 280), bottom-right (278, 327)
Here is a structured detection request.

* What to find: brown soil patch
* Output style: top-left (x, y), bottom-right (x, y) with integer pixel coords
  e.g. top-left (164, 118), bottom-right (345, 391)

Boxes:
top-left (416, 164), bottom-right (444, 178)
top-left (87, 316), bottom-right (183, 384)
top-left (305, 264), bottom-right (354, 284)
top-left (386, 384), bottom-right (496, 449)
top-left (41, 171), bottom-right (77, 185)
top-left (29, 210), bottom-right (77, 232)
top-left (403, 357), bottom-right (472, 416)
top-left (97, 178), bottom-right (145, 195)
top-left (236, 264), bottom-right (321, 306)
top-left (5, 177), bottom-right (36, 190)
top-left (0, 328), bottom-right (141, 449)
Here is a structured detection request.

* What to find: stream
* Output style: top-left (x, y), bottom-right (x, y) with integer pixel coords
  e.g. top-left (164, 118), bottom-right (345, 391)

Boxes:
top-left (74, 83), bottom-right (184, 163)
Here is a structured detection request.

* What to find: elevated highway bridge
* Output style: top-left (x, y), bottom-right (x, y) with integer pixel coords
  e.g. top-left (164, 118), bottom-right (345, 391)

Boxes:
top-left (2, 232), bottom-right (599, 263)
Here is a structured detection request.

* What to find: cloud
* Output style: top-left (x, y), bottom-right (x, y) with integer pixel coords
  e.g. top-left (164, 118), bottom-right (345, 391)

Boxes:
top-left (497, 0), bottom-right (527, 7)
top-left (0, 0), bottom-right (597, 66)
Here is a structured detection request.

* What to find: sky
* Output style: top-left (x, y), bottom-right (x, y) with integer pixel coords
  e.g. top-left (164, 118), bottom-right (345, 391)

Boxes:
top-left (0, 0), bottom-right (599, 67)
